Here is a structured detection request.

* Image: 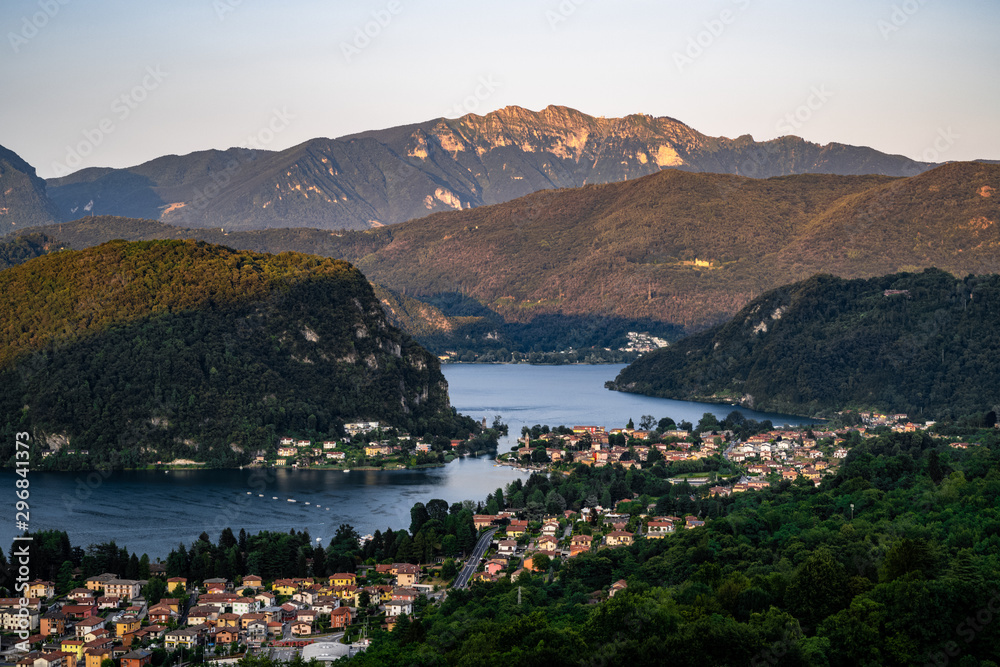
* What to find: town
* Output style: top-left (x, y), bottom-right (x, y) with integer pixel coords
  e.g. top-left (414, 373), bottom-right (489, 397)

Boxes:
top-left (2, 411), bottom-right (992, 667)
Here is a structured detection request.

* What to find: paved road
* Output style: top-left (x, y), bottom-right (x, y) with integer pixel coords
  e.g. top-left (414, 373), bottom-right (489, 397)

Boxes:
top-left (453, 528), bottom-right (497, 589)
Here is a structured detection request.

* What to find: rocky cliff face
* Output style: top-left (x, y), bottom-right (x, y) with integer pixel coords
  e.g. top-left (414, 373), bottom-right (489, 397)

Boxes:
top-left (0, 144), bottom-right (60, 233)
top-left (41, 105), bottom-right (934, 232)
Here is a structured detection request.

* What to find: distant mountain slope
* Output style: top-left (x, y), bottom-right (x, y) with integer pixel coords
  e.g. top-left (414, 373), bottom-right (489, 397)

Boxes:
top-left (0, 232), bottom-right (66, 270)
top-left (42, 105), bottom-right (934, 231)
top-left (0, 145), bottom-right (60, 232)
top-left (0, 240), bottom-right (462, 467)
top-left (20, 163), bottom-right (1000, 337)
top-left (607, 269), bottom-right (1000, 419)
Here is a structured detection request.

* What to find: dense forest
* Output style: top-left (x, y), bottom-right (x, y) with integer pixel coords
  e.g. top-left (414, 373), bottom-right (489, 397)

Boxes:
top-left (0, 232), bottom-right (64, 270)
top-left (609, 269), bottom-right (1000, 420)
top-left (0, 240), bottom-right (471, 468)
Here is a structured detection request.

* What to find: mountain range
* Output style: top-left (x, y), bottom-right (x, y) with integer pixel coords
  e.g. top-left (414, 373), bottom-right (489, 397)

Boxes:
top-left (18, 162), bottom-right (999, 338)
top-left (3, 105), bottom-right (938, 234)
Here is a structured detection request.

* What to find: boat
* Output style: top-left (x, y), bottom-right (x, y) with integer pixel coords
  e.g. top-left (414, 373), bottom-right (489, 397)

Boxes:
top-left (258, 494), bottom-right (264, 497)
top-left (287, 499), bottom-right (296, 503)
top-left (343, 469), bottom-right (350, 473)
top-left (246, 491), bottom-right (252, 495)
top-left (272, 497), bottom-right (278, 500)
top-left (304, 502), bottom-right (310, 505)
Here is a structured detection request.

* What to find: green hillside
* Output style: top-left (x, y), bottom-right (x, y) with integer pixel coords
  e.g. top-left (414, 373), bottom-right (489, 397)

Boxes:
top-left (608, 269), bottom-right (1000, 419)
top-left (0, 240), bottom-right (466, 468)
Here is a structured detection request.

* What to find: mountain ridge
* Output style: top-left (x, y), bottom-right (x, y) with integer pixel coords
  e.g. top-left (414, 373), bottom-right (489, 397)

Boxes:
top-left (21, 104), bottom-right (937, 231)
top-left (12, 162), bottom-right (1000, 344)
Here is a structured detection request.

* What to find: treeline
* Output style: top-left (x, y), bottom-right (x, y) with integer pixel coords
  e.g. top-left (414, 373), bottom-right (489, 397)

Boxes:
top-left (346, 428), bottom-right (1000, 666)
top-left (1, 530), bottom-right (154, 597)
top-left (0, 240), bottom-right (466, 469)
top-left (0, 504), bottom-right (480, 598)
top-left (611, 269), bottom-right (1000, 420)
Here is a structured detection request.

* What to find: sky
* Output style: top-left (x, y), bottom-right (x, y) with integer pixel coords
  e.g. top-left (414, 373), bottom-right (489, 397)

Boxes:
top-left (2, 0), bottom-right (998, 179)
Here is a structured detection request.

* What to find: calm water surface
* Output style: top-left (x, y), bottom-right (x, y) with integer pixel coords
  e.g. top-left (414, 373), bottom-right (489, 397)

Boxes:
top-left (2, 364), bottom-right (813, 557)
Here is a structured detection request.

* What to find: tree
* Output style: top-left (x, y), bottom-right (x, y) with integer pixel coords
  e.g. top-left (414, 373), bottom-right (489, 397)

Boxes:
top-left (426, 498), bottom-right (449, 522)
top-left (639, 415), bottom-right (656, 430)
top-left (626, 418), bottom-right (635, 430)
top-left (410, 503), bottom-right (429, 535)
top-left (531, 553), bottom-right (551, 572)
top-left (697, 412), bottom-right (720, 434)
top-left (657, 417), bottom-right (676, 431)
top-left (219, 528), bottom-right (237, 549)
top-left (545, 491), bottom-right (566, 515)
top-left (927, 449), bottom-right (945, 484)
top-left (785, 548), bottom-right (850, 628)
top-left (56, 560), bottom-right (74, 594)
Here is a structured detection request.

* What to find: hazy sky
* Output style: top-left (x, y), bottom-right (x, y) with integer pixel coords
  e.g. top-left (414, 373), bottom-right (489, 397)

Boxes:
top-left (3, 0), bottom-right (998, 178)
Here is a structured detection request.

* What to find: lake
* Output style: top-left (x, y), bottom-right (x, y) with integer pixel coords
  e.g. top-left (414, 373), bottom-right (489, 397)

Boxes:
top-left (2, 364), bottom-right (813, 558)
top-left (445, 363), bottom-right (814, 450)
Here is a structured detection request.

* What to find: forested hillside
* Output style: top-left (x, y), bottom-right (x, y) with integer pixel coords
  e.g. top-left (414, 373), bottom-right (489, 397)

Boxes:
top-left (0, 240), bottom-right (468, 468)
top-left (609, 269), bottom-right (1000, 419)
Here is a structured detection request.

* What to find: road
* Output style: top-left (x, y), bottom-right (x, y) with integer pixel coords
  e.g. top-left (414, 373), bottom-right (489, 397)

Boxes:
top-left (453, 528), bottom-right (497, 589)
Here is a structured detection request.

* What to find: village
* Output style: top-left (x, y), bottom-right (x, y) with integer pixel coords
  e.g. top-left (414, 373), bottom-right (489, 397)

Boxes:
top-left (497, 410), bottom-right (980, 495)
top-left (260, 421), bottom-right (487, 471)
top-left (2, 565), bottom-right (430, 667)
top-left (3, 411), bottom-right (989, 667)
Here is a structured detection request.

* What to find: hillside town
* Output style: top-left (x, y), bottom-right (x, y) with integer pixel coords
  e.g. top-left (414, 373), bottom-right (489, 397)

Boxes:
top-left (3, 411), bottom-right (991, 666)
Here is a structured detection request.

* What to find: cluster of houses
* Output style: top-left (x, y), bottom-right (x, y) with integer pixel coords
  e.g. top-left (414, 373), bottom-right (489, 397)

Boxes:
top-left (465, 506), bottom-right (715, 585)
top-left (7, 566), bottom-right (431, 667)
top-left (618, 331), bottom-right (669, 353)
top-left (265, 429), bottom-right (464, 468)
top-left (510, 425), bottom-right (721, 470)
